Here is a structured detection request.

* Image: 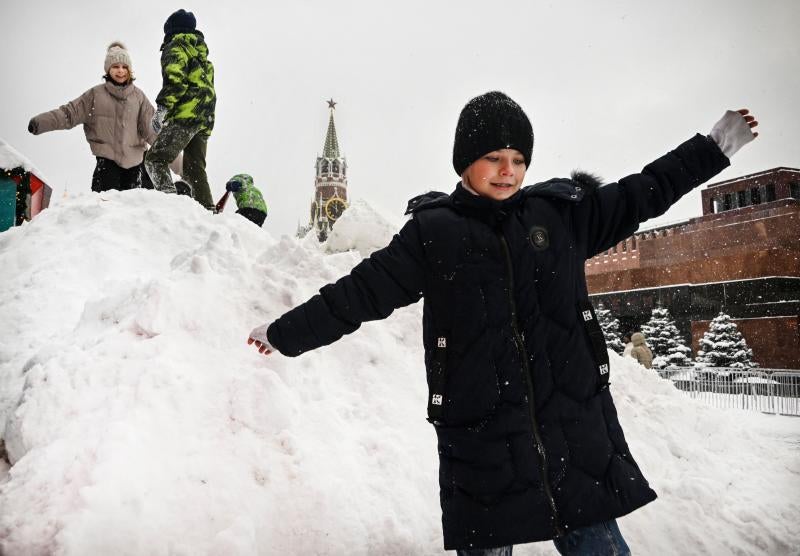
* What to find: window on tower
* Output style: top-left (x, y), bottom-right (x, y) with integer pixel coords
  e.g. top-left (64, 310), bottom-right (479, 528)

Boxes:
top-left (332, 161), bottom-right (339, 174)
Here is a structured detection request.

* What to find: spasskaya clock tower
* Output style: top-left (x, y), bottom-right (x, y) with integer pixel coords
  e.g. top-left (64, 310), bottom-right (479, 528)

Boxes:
top-left (308, 99), bottom-right (349, 242)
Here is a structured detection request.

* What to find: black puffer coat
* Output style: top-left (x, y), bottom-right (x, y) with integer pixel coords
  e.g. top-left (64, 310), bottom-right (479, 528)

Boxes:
top-left (267, 134), bottom-right (729, 550)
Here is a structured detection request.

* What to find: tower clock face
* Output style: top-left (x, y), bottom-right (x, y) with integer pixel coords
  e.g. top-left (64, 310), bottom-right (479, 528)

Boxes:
top-left (325, 198), bottom-right (347, 221)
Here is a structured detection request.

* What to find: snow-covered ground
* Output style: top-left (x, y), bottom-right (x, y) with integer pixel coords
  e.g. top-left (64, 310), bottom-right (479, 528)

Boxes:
top-left (0, 191), bottom-right (797, 555)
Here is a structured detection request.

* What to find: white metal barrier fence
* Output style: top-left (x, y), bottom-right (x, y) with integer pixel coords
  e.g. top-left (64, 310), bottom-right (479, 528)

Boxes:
top-left (655, 368), bottom-right (800, 417)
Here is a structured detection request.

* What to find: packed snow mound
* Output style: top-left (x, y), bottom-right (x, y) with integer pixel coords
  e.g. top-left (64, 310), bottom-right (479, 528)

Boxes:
top-left (323, 198), bottom-right (401, 257)
top-left (0, 190), bottom-right (798, 555)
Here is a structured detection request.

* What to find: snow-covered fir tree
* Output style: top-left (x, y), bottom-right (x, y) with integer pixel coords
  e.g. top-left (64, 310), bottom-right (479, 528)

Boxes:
top-left (640, 306), bottom-right (692, 368)
top-left (695, 311), bottom-right (757, 369)
top-left (595, 302), bottom-right (625, 354)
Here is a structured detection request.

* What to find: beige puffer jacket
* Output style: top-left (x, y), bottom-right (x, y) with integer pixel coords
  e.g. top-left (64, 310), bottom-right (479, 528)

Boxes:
top-left (630, 332), bottom-right (654, 369)
top-left (30, 81), bottom-right (157, 169)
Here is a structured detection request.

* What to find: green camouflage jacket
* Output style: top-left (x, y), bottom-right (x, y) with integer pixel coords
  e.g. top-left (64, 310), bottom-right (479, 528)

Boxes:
top-left (230, 174), bottom-right (268, 214)
top-left (157, 31), bottom-right (216, 135)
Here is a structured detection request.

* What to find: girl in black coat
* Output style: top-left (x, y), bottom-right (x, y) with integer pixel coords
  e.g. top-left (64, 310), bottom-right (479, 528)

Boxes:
top-left (247, 92), bottom-right (758, 554)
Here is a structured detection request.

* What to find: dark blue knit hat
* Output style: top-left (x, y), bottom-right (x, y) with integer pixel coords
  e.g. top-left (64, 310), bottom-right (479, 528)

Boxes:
top-left (453, 91), bottom-right (534, 175)
top-left (164, 9), bottom-right (196, 35)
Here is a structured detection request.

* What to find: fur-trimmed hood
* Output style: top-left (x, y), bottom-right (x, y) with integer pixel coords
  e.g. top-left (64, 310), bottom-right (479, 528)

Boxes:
top-left (570, 170), bottom-right (604, 192)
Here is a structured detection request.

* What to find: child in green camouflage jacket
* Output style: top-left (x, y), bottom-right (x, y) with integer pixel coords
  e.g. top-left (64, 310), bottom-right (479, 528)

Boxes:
top-left (226, 174), bottom-right (268, 227)
top-left (145, 9), bottom-right (216, 210)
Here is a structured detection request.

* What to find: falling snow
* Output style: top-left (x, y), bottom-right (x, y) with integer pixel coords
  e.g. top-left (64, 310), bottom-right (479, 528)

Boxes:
top-left (0, 191), bottom-right (797, 555)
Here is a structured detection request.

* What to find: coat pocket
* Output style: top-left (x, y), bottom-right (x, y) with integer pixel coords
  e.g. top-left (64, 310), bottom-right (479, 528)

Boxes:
top-left (437, 425), bottom-right (517, 506)
top-left (425, 333), bottom-right (500, 427)
top-left (577, 301), bottom-right (610, 389)
top-left (426, 335), bottom-right (448, 424)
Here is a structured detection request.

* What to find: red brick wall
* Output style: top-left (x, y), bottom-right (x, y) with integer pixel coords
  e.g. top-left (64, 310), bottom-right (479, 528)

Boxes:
top-left (584, 185), bottom-right (800, 370)
top-left (586, 201), bottom-right (800, 292)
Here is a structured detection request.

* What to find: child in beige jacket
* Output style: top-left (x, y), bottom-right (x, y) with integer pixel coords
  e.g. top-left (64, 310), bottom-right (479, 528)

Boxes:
top-left (28, 42), bottom-right (175, 193)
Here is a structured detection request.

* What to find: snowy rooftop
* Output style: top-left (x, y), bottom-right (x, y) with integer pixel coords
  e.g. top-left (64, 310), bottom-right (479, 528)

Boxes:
top-left (0, 190), bottom-right (797, 554)
top-left (705, 166), bottom-right (800, 189)
top-left (0, 137), bottom-right (47, 181)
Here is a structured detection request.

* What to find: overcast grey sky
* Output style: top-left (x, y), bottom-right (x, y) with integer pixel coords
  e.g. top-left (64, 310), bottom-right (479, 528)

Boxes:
top-left (2, 0), bottom-right (798, 235)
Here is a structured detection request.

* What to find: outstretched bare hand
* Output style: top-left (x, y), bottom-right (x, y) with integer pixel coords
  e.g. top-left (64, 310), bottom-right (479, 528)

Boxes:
top-left (735, 108), bottom-right (759, 138)
top-left (247, 324), bottom-right (274, 356)
top-left (709, 109), bottom-right (759, 158)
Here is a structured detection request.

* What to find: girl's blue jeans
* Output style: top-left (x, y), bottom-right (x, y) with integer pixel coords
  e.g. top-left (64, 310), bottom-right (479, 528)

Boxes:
top-left (456, 519), bottom-right (631, 556)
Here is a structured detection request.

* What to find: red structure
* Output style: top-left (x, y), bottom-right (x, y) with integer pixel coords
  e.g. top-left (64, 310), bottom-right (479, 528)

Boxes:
top-left (701, 167), bottom-right (800, 216)
top-left (586, 167), bottom-right (800, 369)
top-left (1, 139), bottom-right (52, 232)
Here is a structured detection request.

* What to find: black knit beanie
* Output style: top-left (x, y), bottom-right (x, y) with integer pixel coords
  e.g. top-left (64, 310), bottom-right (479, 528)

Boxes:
top-left (164, 9), bottom-right (197, 35)
top-left (452, 91), bottom-right (534, 175)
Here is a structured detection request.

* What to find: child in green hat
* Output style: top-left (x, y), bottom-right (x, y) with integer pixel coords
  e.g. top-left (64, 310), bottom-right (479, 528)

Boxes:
top-left (225, 173), bottom-right (267, 227)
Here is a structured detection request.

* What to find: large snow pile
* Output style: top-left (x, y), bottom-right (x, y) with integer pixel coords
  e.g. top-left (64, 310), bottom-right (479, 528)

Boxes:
top-left (323, 198), bottom-right (400, 257)
top-left (0, 190), bottom-right (797, 555)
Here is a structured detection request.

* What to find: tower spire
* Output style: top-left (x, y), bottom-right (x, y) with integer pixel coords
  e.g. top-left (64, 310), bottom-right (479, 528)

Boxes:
top-left (302, 98), bottom-right (349, 242)
top-left (322, 99), bottom-right (340, 159)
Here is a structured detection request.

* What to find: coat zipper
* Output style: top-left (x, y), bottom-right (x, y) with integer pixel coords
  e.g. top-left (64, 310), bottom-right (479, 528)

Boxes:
top-left (497, 231), bottom-right (564, 537)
